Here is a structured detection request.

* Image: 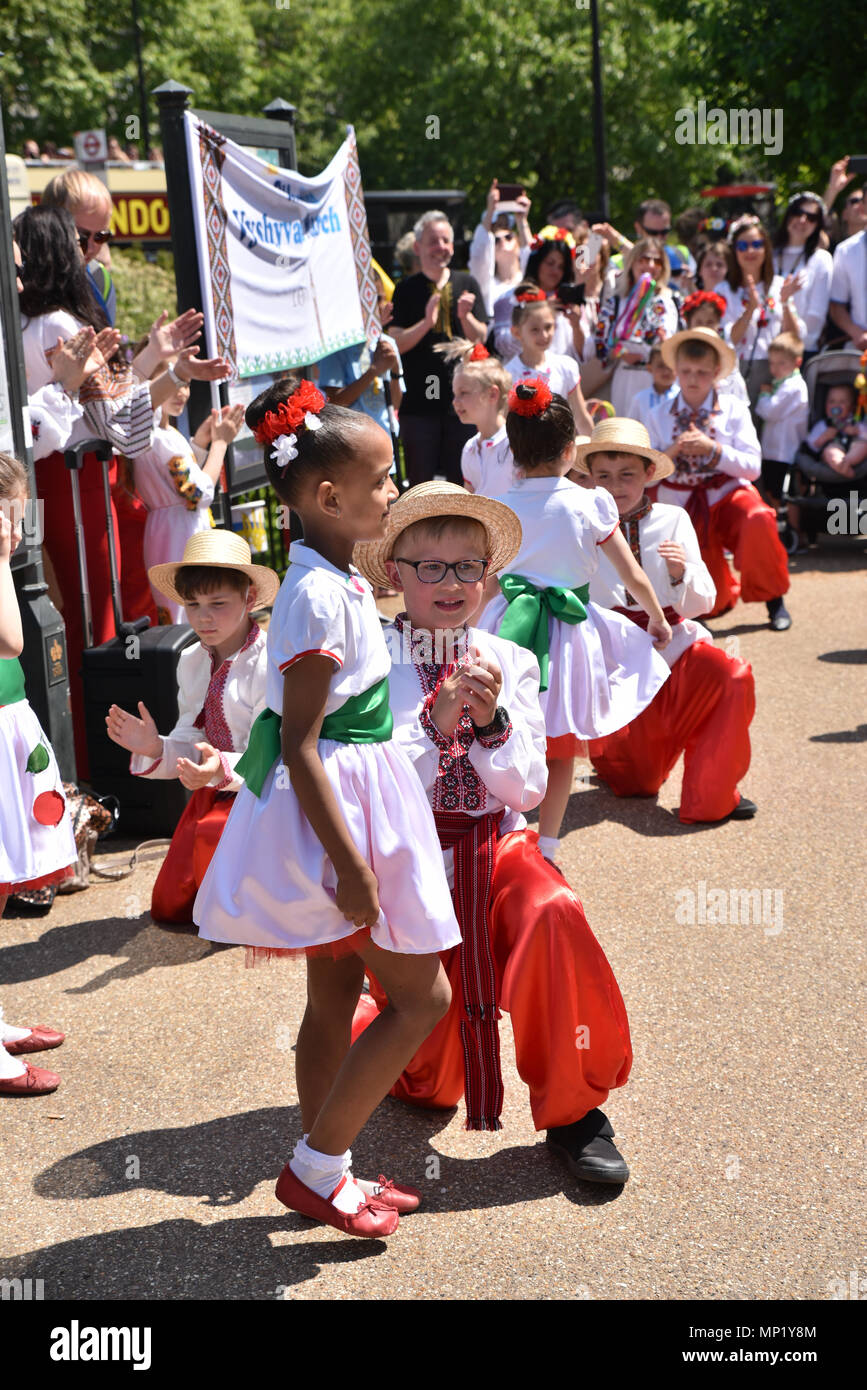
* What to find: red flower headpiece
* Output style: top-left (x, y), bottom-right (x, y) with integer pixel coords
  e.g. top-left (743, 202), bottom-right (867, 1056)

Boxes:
top-left (515, 289), bottom-right (547, 304)
top-left (508, 378), bottom-right (552, 417)
top-left (468, 343), bottom-right (490, 361)
top-left (252, 380), bottom-right (326, 445)
top-left (682, 290), bottom-right (727, 320)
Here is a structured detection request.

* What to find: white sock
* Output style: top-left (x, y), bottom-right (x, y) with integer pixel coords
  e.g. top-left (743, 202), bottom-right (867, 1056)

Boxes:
top-left (290, 1137), bottom-right (367, 1215)
top-left (537, 835), bottom-right (560, 863)
top-left (0, 1041), bottom-right (28, 1080)
top-left (0, 1007), bottom-right (32, 1045)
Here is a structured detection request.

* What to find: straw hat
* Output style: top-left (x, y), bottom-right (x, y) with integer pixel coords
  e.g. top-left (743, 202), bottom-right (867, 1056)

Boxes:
top-left (148, 529), bottom-right (281, 609)
top-left (353, 481), bottom-right (522, 591)
top-left (660, 326), bottom-right (736, 379)
top-left (572, 417), bottom-right (674, 482)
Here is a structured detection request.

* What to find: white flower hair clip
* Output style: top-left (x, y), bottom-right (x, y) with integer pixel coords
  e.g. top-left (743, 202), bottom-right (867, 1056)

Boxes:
top-left (273, 432), bottom-right (299, 474)
top-left (304, 413), bottom-right (322, 432)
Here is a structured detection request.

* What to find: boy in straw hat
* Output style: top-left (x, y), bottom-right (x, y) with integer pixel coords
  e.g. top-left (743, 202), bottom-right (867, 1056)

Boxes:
top-left (575, 419), bottom-right (757, 824)
top-left (645, 325), bottom-right (792, 629)
top-left (352, 481), bottom-right (633, 1183)
top-left (106, 530), bottom-right (279, 924)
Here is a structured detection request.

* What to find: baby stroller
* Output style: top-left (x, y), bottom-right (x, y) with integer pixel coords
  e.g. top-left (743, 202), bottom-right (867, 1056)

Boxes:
top-left (781, 347), bottom-right (867, 550)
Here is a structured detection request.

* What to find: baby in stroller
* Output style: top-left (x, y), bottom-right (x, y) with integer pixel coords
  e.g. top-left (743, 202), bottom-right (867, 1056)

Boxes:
top-left (784, 351), bottom-right (867, 549)
top-left (805, 383), bottom-right (867, 479)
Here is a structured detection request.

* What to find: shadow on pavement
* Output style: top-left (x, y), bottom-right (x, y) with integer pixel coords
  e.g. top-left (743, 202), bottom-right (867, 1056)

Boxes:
top-left (810, 724), bottom-right (867, 743)
top-left (0, 913), bottom-right (231, 991)
top-left (0, 1218), bottom-right (384, 1300)
top-left (817, 649), bottom-right (867, 664)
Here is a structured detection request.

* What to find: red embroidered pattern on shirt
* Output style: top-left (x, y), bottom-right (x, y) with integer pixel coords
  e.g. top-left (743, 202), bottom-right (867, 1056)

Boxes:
top-left (193, 622), bottom-right (261, 753)
top-left (395, 614), bottom-right (486, 814)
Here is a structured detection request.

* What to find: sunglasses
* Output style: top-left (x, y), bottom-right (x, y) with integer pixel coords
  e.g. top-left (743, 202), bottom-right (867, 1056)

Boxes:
top-left (394, 557), bottom-right (489, 584)
top-left (846, 195), bottom-right (864, 206)
top-left (735, 238), bottom-right (765, 252)
top-left (791, 209), bottom-right (821, 223)
top-left (77, 228), bottom-right (113, 252)
top-left (641, 223), bottom-right (671, 236)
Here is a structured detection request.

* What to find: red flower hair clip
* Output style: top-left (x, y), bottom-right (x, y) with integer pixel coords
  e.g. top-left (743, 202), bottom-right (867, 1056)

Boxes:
top-left (508, 378), bottom-right (552, 417)
top-left (252, 379), bottom-right (326, 445)
top-left (515, 289), bottom-right (547, 304)
top-left (468, 343), bottom-right (490, 361)
top-left (682, 290), bottom-right (727, 319)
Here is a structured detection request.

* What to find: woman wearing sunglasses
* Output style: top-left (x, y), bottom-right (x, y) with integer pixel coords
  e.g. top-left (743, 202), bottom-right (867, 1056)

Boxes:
top-left (718, 215), bottom-right (806, 407)
top-left (771, 194), bottom-right (833, 358)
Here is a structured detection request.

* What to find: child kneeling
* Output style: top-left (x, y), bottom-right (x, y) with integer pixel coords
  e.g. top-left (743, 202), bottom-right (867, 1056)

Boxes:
top-left (579, 419), bottom-right (757, 825)
top-left (351, 483), bottom-right (633, 1184)
top-left (106, 531), bottom-right (277, 924)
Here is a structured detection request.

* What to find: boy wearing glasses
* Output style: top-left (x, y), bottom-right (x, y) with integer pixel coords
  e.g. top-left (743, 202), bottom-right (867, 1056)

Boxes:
top-left (41, 169), bottom-right (117, 324)
top-left (351, 481), bottom-right (634, 1185)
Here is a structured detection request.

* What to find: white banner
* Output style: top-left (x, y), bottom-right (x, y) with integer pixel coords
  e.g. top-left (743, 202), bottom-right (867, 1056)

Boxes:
top-left (185, 114), bottom-right (377, 380)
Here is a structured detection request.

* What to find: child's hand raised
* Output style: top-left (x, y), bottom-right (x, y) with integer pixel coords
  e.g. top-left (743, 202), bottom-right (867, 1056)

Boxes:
top-left (105, 701), bottom-right (162, 758)
top-left (210, 403), bottom-right (245, 444)
top-left (176, 741), bottom-right (223, 789)
top-left (336, 864), bottom-right (381, 928)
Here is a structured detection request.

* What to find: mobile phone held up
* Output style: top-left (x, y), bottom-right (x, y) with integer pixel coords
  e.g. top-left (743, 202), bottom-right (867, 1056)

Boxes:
top-left (556, 283), bottom-right (586, 307)
top-left (496, 182), bottom-right (526, 214)
top-left (846, 155), bottom-right (867, 178)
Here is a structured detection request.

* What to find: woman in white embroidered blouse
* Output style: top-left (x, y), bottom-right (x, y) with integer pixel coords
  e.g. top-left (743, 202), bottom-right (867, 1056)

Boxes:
top-left (718, 215), bottom-right (806, 409)
top-left (771, 192), bottom-right (833, 357)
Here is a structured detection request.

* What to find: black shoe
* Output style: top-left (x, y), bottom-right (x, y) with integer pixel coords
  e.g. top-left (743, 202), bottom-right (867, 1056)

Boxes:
top-left (689, 795), bottom-right (757, 826)
top-left (546, 1108), bottom-right (630, 1185)
top-left (767, 597), bottom-right (792, 631)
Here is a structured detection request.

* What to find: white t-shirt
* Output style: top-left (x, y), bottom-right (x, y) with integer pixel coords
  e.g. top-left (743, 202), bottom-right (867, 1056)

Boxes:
top-left (460, 424), bottom-right (516, 497)
top-left (718, 276), bottom-right (806, 364)
top-left (774, 245), bottom-right (833, 351)
top-left (830, 230), bottom-right (867, 332)
top-left (503, 351), bottom-right (580, 401)
top-left (754, 372), bottom-right (809, 462)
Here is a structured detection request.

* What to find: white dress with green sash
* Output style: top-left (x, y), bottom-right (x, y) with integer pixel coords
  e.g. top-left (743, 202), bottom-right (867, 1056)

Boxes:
top-left (0, 659), bottom-right (77, 889)
top-left (193, 544), bottom-right (460, 956)
top-left (478, 477), bottom-right (671, 741)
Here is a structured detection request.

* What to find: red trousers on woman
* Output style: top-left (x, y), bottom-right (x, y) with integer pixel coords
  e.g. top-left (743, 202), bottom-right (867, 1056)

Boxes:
top-left (151, 787), bottom-right (234, 924)
top-left (36, 450), bottom-right (121, 778)
top-left (704, 484), bottom-right (790, 617)
top-left (353, 829), bottom-right (632, 1131)
top-left (588, 640), bottom-right (755, 823)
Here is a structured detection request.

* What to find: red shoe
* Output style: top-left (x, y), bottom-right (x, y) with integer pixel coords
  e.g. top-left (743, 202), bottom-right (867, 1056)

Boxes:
top-left (357, 1175), bottom-right (422, 1213)
top-left (0, 1061), bottom-right (60, 1095)
top-left (4, 1024), bottom-right (65, 1056)
top-left (275, 1164), bottom-right (399, 1238)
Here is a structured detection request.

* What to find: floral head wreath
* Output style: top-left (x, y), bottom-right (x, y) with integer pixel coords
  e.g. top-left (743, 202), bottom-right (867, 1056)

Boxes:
top-left (468, 343), bottom-right (490, 361)
top-left (515, 289), bottom-right (547, 304)
top-left (530, 225), bottom-right (577, 259)
top-left (508, 378), bottom-right (552, 417)
top-left (728, 214), bottom-right (765, 245)
top-left (252, 380), bottom-right (326, 474)
top-left (682, 290), bottom-right (727, 319)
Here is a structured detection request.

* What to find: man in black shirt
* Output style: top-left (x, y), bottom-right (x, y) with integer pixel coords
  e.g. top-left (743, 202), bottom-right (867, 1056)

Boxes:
top-left (391, 211), bottom-right (489, 485)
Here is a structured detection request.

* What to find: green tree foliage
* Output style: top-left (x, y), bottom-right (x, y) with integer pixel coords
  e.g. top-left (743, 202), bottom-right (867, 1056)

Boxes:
top-left (3, 0), bottom-right (857, 226)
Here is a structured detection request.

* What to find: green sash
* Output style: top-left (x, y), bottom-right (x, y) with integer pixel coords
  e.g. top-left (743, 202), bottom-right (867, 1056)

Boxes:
top-left (0, 658), bottom-right (26, 706)
top-left (498, 574), bottom-right (590, 692)
top-left (236, 676), bottom-right (393, 797)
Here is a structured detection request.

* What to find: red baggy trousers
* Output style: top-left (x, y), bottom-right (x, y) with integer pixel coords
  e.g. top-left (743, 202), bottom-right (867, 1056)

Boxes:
top-left (353, 829), bottom-right (632, 1131)
top-left (703, 483), bottom-right (790, 617)
top-left (151, 787), bottom-right (233, 924)
top-left (588, 639), bottom-right (755, 823)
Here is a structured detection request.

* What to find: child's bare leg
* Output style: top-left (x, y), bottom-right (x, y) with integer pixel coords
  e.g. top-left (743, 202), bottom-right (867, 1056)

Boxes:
top-left (306, 944), bottom-right (450, 1157)
top-left (296, 952), bottom-right (365, 1134)
top-left (537, 756), bottom-right (575, 856)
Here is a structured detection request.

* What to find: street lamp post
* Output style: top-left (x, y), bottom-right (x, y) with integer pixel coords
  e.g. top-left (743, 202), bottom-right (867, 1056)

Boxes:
top-left (590, 0), bottom-right (609, 220)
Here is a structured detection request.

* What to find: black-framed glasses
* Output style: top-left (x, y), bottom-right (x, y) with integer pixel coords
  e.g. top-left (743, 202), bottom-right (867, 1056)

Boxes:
top-left (394, 557), bottom-right (489, 584)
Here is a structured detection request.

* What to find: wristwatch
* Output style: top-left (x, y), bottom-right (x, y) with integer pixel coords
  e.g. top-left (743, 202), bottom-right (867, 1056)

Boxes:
top-left (472, 706), bottom-right (510, 738)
